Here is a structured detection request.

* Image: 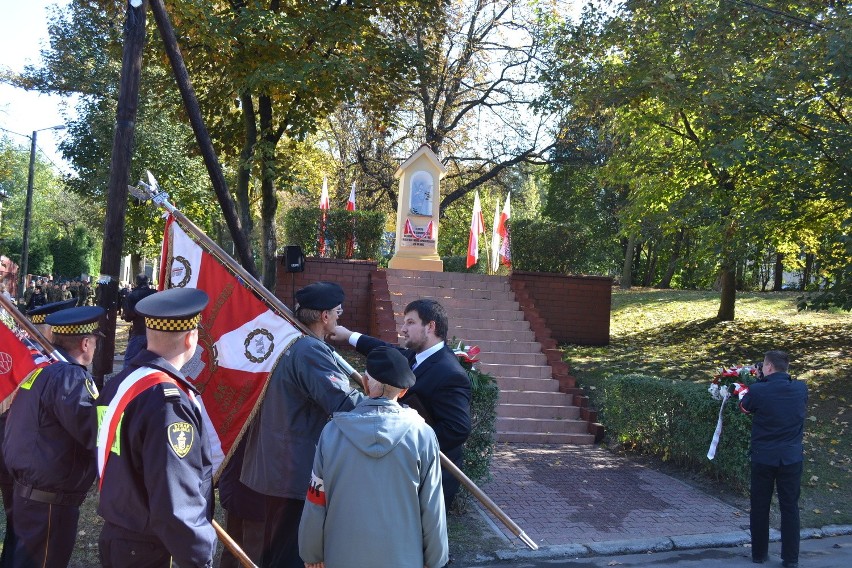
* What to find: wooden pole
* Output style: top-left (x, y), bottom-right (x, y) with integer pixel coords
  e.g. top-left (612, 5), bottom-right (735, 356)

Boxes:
top-left (131, 179), bottom-right (538, 550)
top-left (147, 0), bottom-right (257, 278)
top-left (212, 520), bottom-right (258, 568)
top-left (92, 0), bottom-right (149, 385)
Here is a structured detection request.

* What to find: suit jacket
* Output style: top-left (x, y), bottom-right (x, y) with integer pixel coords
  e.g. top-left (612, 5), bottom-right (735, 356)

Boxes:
top-left (740, 371), bottom-right (808, 466)
top-left (355, 335), bottom-right (472, 455)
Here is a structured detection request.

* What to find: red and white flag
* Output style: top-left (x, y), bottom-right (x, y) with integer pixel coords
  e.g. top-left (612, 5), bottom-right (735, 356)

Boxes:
top-left (346, 182), bottom-right (355, 211)
top-left (498, 193), bottom-right (511, 267)
top-left (466, 191), bottom-right (485, 269)
top-left (0, 323), bottom-right (52, 403)
top-left (490, 199), bottom-right (501, 273)
top-left (162, 215), bottom-right (302, 472)
top-left (318, 177), bottom-right (330, 256)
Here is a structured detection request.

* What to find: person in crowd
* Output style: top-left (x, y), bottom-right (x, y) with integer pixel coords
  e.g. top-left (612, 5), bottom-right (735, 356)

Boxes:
top-left (217, 435), bottom-right (265, 568)
top-left (24, 286), bottom-right (46, 311)
top-left (3, 306), bottom-right (103, 568)
top-left (331, 298), bottom-right (472, 508)
top-left (241, 281), bottom-right (364, 568)
top-left (299, 346), bottom-right (448, 568)
top-left (97, 288), bottom-right (216, 567)
top-left (121, 274), bottom-right (157, 362)
top-left (734, 350), bottom-right (808, 568)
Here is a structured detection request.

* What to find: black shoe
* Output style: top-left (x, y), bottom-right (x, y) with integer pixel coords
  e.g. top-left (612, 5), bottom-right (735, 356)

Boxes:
top-left (782, 561), bottom-right (798, 568)
top-left (752, 556), bottom-right (768, 564)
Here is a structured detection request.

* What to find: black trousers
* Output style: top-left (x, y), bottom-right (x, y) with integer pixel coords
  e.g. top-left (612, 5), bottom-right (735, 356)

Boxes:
top-left (10, 494), bottom-right (79, 568)
top-left (750, 461), bottom-right (802, 563)
top-left (261, 497), bottom-right (304, 568)
top-left (219, 510), bottom-right (264, 568)
top-left (99, 522), bottom-right (171, 568)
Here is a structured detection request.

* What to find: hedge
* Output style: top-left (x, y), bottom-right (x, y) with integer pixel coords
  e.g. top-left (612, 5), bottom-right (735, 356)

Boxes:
top-left (282, 207), bottom-right (385, 260)
top-left (603, 374), bottom-right (752, 489)
top-left (510, 218), bottom-right (593, 274)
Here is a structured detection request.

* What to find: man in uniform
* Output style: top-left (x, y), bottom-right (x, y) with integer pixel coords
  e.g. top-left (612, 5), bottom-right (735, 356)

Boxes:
top-left (96, 287), bottom-right (215, 568)
top-left (0, 298), bottom-right (77, 568)
top-left (241, 281), bottom-right (365, 568)
top-left (332, 298), bottom-right (472, 508)
top-left (121, 273), bottom-right (157, 362)
top-left (298, 346), bottom-right (448, 568)
top-left (3, 306), bottom-right (104, 568)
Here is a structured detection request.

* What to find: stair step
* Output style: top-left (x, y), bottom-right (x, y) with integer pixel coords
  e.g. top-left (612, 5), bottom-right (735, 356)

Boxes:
top-left (494, 377), bottom-right (561, 392)
top-left (480, 363), bottom-right (554, 380)
top-left (478, 352), bottom-right (548, 366)
top-left (495, 431), bottom-right (596, 444)
top-left (499, 390), bottom-right (577, 406)
top-left (386, 286), bottom-right (515, 301)
top-left (497, 403), bottom-right (580, 420)
top-left (453, 339), bottom-right (542, 353)
top-left (497, 416), bottom-right (590, 434)
top-left (391, 297), bottom-right (519, 311)
top-left (452, 328), bottom-right (536, 342)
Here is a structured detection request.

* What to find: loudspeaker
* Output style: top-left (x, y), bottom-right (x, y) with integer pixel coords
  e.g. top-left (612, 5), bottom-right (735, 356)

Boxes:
top-left (283, 245), bottom-right (305, 273)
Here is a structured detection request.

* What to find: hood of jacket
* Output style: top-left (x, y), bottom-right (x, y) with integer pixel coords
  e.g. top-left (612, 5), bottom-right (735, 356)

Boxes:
top-left (332, 398), bottom-right (423, 458)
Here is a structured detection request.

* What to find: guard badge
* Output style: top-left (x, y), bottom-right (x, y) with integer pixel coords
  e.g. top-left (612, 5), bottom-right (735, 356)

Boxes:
top-left (168, 421), bottom-right (194, 458)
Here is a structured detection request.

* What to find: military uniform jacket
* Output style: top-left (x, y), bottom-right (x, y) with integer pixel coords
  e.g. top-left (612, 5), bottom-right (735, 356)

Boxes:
top-left (3, 347), bottom-right (98, 496)
top-left (298, 398), bottom-right (448, 568)
top-left (122, 286), bottom-right (157, 336)
top-left (241, 335), bottom-right (364, 499)
top-left (97, 350), bottom-right (216, 568)
top-left (740, 371), bottom-right (808, 466)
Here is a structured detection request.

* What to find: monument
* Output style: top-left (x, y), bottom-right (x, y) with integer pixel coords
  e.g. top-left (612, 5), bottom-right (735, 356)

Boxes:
top-left (388, 144), bottom-right (446, 271)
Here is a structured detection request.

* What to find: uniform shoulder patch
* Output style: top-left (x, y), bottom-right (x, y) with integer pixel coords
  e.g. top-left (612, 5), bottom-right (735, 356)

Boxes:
top-left (167, 421), bottom-right (194, 458)
top-left (84, 377), bottom-right (99, 399)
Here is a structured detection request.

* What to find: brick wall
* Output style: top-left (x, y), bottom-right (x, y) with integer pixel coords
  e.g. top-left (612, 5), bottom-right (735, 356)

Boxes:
top-left (509, 272), bottom-right (612, 346)
top-left (274, 257), bottom-right (396, 342)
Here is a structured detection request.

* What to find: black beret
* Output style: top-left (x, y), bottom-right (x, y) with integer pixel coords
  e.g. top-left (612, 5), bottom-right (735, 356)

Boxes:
top-left (135, 288), bottom-right (209, 332)
top-left (295, 281), bottom-right (344, 311)
top-left (366, 346), bottom-right (416, 389)
top-left (28, 298), bottom-right (77, 324)
top-left (46, 306), bottom-right (105, 336)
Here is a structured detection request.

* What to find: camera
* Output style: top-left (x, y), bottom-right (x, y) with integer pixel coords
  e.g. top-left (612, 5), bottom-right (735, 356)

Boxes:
top-left (755, 362), bottom-right (765, 381)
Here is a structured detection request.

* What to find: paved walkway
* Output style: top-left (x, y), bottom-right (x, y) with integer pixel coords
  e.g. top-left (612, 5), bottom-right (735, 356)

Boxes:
top-left (478, 443), bottom-right (746, 548)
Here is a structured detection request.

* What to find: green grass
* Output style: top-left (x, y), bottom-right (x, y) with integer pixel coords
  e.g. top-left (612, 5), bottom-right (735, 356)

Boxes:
top-left (563, 289), bottom-right (851, 528)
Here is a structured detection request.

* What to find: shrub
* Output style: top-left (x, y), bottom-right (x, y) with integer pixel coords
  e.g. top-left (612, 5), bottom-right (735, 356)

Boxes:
top-left (454, 368), bottom-right (499, 512)
top-left (282, 207), bottom-right (385, 260)
top-left (602, 374), bottom-right (751, 489)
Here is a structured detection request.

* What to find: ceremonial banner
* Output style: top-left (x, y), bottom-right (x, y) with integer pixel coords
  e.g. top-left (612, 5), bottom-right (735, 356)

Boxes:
top-left (346, 182), bottom-right (356, 258)
top-left (319, 177), bottom-right (330, 256)
top-left (466, 191), bottom-right (485, 268)
top-left (0, 323), bottom-right (40, 401)
top-left (162, 215), bottom-right (301, 471)
top-left (490, 200), bottom-right (501, 273)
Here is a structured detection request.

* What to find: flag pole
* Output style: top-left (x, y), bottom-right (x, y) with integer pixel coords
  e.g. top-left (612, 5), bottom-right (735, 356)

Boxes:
top-left (0, 294), bottom-right (66, 363)
top-left (130, 174), bottom-right (539, 551)
top-left (212, 520), bottom-right (258, 568)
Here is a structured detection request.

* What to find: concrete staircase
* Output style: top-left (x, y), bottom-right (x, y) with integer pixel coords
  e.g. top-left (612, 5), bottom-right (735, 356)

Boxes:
top-left (385, 269), bottom-right (597, 444)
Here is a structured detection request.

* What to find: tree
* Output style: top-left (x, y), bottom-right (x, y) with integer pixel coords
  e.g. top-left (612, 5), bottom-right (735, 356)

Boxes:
top-left (538, 0), bottom-right (850, 318)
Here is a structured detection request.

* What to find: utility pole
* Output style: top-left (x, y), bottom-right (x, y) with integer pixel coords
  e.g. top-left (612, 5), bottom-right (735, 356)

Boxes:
top-left (92, 0), bottom-right (148, 385)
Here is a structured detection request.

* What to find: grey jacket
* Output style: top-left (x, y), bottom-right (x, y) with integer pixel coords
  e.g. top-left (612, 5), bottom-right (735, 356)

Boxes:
top-left (299, 398), bottom-right (448, 568)
top-left (240, 335), bottom-right (363, 498)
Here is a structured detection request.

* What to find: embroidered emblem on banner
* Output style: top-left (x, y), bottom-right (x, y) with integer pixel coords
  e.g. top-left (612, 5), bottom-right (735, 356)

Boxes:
top-left (0, 352), bottom-right (12, 375)
top-left (168, 422), bottom-right (194, 458)
top-left (171, 256), bottom-right (192, 288)
top-left (244, 328), bottom-right (274, 363)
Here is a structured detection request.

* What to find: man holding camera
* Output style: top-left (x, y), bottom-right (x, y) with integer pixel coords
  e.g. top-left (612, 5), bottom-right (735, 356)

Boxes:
top-left (733, 350), bottom-right (808, 568)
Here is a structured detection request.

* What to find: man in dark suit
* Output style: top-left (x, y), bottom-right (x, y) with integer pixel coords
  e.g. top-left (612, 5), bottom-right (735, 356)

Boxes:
top-left (332, 298), bottom-right (472, 507)
top-left (735, 350), bottom-right (808, 568)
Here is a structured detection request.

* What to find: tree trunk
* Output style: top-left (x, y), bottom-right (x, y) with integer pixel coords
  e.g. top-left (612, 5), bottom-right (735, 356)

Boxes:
top-left (802, 253), bottom-right (814, 290)
top-left (130, 252), bottom-right (144, 278)
top-left (149, 0), bottom-right (257, 277)
top-left (621, 234), bottom-right (636, 290)
top-left (643, 241), bottom-right (657, 287)
top-left (93, 0), bottom-right (147, 385)
top-left (258, 94), bottom-right (279, 291)
top-left (236, 91), bottom-right (257, 241)
top-left (773, 252), bottom-right (784, 291)
top-left (717, 264), bottom-right (736, 321)
top-left (659, 228), bottom-right (685, 289)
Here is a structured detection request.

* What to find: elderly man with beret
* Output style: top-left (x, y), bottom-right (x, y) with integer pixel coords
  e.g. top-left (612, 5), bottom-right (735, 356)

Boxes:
top-left (241, 281), bottom-right (365, 568)
top-left (299, 346), bottom-right (448, 568)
